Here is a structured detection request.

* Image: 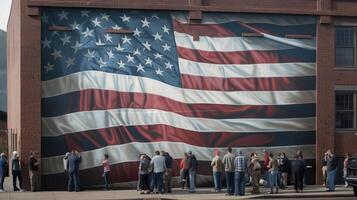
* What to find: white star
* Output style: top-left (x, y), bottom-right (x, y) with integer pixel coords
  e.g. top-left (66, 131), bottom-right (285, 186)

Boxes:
top-left (98, 57), bottom-right (107, 68)
top-left (133, 49), bottom-right (141, 56)
top-left (60, 33), bottom-right (71, 46)
top-left (155, 68), bottom-right (164, 76)
top-left (153, 32), bottom-right (162, 41)
top-left (121, 14), bottom-right (131, 22)
top-left (41, 37), bottom-right (52, 49)
top-left (70, 21), bottom-right (80, 30)
top-left (52, 30), bottom-right (60, 37)
top-left (51, 49), bottom-right (62, 60)
top-left (81, 27), bottom-right (94, 38)
top-left (112, 24), bottom-right (122, 30)
top-left (65, 57), bottom-right (75, 68)
top-left (58, 10), bottom-right (68, 21)
top-left (104, 33), bottom-right (113, 43)
top-left (71, 41), bottom-right (83, 53)
top-left (42, 13), bottom-right (49, 24)
top-left (117, 60), bottom-right (125, 69)
top-left (115, 43), bottom-right (124, 52)
top-left (142, 41), bottom-right (151, 51)
top-left (95, 38), bottom-right (105, 46)
top-left (126, 54), bottom-right (134, 63)
top-left (107, 50), bottom-right (115, 59)
top-left (162, 25), bottom-right (170, 34)
top-left (141, 18), bottom-right (150, 28)
top-left (145, 57), bottom-right (153, 66)
top-left (44, 62), bottom-right (54, 73)
top-left (84, 49), bottom-right (95, 61)
top-left (165, 62), bottom-right (173, 70)
top-left (162, 43), bottom-right (171, 51)
top-left (81, 10), bottom-right (90, 17)
top-left (133, 28), bottom-right (141, 37)
top-left (92, 17), bottom-right (102, 27)
top-left (136, 63), bottom-right (145, 72)
top-left (122, 35), bottom-right (131, 44)
top-left (154, 53), bottom-right (163, 59)
top-left (101, 13), bottom-right (110, 21)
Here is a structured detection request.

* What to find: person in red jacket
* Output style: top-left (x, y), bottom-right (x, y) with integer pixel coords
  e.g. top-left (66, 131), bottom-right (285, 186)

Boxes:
top-left (180, 153), bottom-right (189, 189)
top-left (263, 150), bottom-right (270, 187)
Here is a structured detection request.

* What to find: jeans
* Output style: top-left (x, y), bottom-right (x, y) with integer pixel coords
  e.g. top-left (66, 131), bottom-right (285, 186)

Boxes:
top-left (151, 172), bottom-right (164, 193)
top-left (269, 170), bottom-right (278, 189)
top-left (180, 169), bottom-right (189, 189)
top-left (68, 171), bottom-right (80, 191)
top-left (103, 171), bottom-right (109, 190)
top-left (234, 171), bottom-right (245, 196)
top-left (327, 169), bottom-right (337, 191)
top-left (12, 170), bottom-right (22, 190)
top-left (225, 171), bottom-right (234, 194)
top-left (189, 169), bottom-right (196, 192)
top-left (213, 171), bottom-right (222, 191)
top-left (0, 172), bottom-right (4, 190)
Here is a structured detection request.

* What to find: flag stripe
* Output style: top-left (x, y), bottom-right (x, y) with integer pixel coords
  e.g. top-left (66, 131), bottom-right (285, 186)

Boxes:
top-left (181, 74), bottom-right (316, 91)
top-left (178, 59), bottom-right (316, 78)
top-left (41, 124), bottom-right (316, 157)
top-left (41, 90), bottom-right (316, 118)
top-left (177, 47), bottom-right (316, 65)
top-left (41, 141), bottom-right (316, 175)
top-left (42, 71), bottom-right (316, 105)
top-left (42, 108), bottom-right (316, 137)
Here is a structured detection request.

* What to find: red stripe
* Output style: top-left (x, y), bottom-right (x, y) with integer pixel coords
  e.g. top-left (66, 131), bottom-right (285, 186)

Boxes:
top-left (181, 74), bottom-right (315, 91)
top-left (173, 20), bottom-right (236, 37)
top-left (177, 47), bottom-right (299, 64)
top-left (42, 89), bottom-right (313, 118)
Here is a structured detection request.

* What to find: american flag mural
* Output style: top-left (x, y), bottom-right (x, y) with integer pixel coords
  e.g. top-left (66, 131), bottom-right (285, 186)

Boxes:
top-left (41, 8), bottom-right (316, 188)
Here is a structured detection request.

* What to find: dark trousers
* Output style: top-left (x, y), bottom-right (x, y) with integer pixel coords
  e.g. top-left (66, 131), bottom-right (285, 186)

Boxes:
top-left (103, 171), bottom-right (109, 190)
top-left (293, 171), bottom-right (304, 191)
top-left (151, 172), bottom-right (164, 193)
top-left (139, 173), bottom-right (150, 190)
top-left (68, 171), bottom-right (80, 191)
top-left (180, 169), bottom-right (190, 189)
top-left (234, 171), bottom-right (245, 196)
top-left (0, 172), bottom-right (5, 190)
top-left (12, 170), bottom-right (22, 190)
top-left (225, 171), bottom-right (234, 194)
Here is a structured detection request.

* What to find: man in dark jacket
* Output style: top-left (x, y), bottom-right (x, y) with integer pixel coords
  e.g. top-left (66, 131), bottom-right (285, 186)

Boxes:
top-left (326, 149), bottom-right (337, 192)
top-left (0, 153), bottom-right (7, 192)
top-left (162, 151), bottom-right (173, 193)
top-left (187, 151), bottom-right (197, 193)
top-left (291, 154), bottom-right (305, 193)
top-left (67, 150), bottom-right (82, 192)
top-left (28, 152), bottom-right (40, 191)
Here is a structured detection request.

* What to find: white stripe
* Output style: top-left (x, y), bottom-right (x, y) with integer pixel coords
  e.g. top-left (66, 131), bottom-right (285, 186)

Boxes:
top-left (174, 32), bottom-right (298, 52)
top-left (172, 13), bottom-right (316, 25)
top-left (42, 71), bottom-right (316, 105)
top-left (262, 33), bottom-right (316, 50)
top-left (179, 58), bottom-right (316, 78)
top-left (41, 142), bottom-right (315, 175)
top-left (42, 108), bottom-right (316, 136)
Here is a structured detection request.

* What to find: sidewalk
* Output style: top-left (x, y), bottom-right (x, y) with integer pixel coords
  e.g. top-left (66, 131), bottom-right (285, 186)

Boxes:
top-left (0, 185), bottom-right (354, 200)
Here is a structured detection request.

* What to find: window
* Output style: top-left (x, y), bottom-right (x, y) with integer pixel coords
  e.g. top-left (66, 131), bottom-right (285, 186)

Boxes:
top-left (335, 92), bottom-right (356, 129)
top-left (335, 26), bottom-right (356, 67)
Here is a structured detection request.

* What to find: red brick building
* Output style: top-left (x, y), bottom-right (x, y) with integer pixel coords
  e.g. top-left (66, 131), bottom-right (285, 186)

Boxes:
top-left (7, 0), bottom-right (357, 190)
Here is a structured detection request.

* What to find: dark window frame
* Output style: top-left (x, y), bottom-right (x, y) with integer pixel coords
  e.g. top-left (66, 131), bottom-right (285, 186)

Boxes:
top-left (335, 26), bottom-right (357, 68)
top-left (335, 91), bottom-right (357, 130)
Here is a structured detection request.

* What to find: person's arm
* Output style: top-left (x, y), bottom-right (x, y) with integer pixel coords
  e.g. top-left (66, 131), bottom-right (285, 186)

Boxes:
top-left (211, 158), bottom-right (215, 167)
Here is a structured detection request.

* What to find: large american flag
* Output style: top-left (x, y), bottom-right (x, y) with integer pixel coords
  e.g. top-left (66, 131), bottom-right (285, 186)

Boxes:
top-left (41, 8), bottom-right (316, 188)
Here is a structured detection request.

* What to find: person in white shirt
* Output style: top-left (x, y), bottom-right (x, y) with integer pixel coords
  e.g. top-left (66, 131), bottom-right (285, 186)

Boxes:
top-left (150, 151), bottom-right (166, 194)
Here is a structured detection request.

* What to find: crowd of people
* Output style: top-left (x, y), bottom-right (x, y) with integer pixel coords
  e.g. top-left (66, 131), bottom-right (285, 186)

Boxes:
top-left (0, 148), bottom-right (352, 195)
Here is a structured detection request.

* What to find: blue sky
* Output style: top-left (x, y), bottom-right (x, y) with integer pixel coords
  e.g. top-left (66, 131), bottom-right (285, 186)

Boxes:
top-left (0, 0), bottom-right (12, 31)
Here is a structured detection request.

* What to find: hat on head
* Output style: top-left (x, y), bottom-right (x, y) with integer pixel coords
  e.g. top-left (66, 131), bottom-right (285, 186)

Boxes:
top-left (188, 150), bottom-right (192, 155)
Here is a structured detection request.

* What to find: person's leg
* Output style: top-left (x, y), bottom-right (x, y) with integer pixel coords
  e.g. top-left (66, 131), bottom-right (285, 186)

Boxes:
top-left (12, 171), bottom-right (18, 190)
top-left (29, 170), bottom-right (34, 191)
top-left (234, 171), bottom-right (239, 196)
top-left (331, 169), bottom-right (336, 191)
top-left (104, 172), bottom-right (109, 190)
top-left (68, 172), bottom-right (73, 191)
top-left (273, 171), bottom-right (278, 193)
top-left (213, 171), bottom-right (218, 191)
top-left (282, 172), bottom-right (288, 188)
top-left (17, 171), bottom-right (23, 190)
top-left (189, 169), bottom-right (196, 192)
top-left (241, 172), bottom-right (246, 195)
top-left (74, 172), bottom-right (79, 191)
top-left (167, 168), bottom-right (172, 193)
top-left (237, 171), bottom-right (244, 195)
top-left (0, 173), bottom-right (4, 190)
top-left (158, 172), bottom-right (163, 194)
top-left (344, 168), bottom-right (348, 187)
top-left (268, 171), bottom-right (273, 193)
top-left (163, 170), bottom-right (168, 193)
top-left (225, 172), bottom-right (230, 194)
top-left (299, 172), bottom-right (304, 191)
top-left (230, 172), bottom-right (235, 194)
top-left (217, 171), bottom-right (222, 191)
top-left (322, 166), bottom-right (327, 186)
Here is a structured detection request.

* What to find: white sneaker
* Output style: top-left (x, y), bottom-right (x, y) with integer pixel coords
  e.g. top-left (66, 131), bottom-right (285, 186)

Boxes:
top-left (19, 189), bottom-right (24, 192)
top-left (0, 189), bottom-right (4, 192)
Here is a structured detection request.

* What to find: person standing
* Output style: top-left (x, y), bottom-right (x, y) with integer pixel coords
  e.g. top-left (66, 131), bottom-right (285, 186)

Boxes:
top-left (179, 153), bottom-right (189, 189)
top-left (326, 149), bottom-right (337, 192)
top-left (279, 152), bottom-right (289, 189)
top-left (0, 153), bottom-right (7, 192)
top-left (139, 154), bottom-right (151, 194)
top-left (267, 153), bottom-right (279, 194)
top-left (163, 151), bottom-right (173, 193)
top-left (63, 152), bottom-right (70, 173)
top-left (67, 150), bottom-right (82, 192)
top-left (322, 155), bottom-right (327, 186)
top-left (344, 153), bottom-right (350, 187)
top-left (150, 150), bottom-right (166, 194)
top-left (12, 151), bottom-right (23, 192)
top-left (28, 152), bottom-right (40, 191)
top-left (291, 154), bottom-right (305, 193)
top-left (263, 150), bottom-right (270, 187)
top-left (222, 147), bottom-right (235, 195)
top-left (187, 151), bottom-right (197, 193)
top-left (102, 154), bottom-right (110, 191)
top-left (211, 150), bottom-right (222, 192)
top-left (234, 150), bottom-right (247, 196)
top-left (249, 153), bottom-right (261, 194)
